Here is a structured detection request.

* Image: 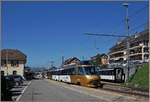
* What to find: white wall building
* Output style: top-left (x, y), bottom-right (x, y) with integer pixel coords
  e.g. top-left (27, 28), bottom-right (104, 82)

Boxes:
top-left (1, 49), bottom-right (27, 76)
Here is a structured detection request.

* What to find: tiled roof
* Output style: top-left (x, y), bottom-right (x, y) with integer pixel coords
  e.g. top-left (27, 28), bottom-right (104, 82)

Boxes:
top-left (63, 57), bottom-right (80, 65)
top-left (1, 49), bottom-right (27, 62)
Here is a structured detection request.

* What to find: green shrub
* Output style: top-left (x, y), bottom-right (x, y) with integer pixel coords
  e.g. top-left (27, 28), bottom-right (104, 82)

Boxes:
top-left (126, 64), bottom-right (149, 90)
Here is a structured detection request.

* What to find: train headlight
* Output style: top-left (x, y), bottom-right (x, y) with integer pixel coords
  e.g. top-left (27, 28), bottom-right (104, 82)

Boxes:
top-left (85, 75), bottom-right (91, 79)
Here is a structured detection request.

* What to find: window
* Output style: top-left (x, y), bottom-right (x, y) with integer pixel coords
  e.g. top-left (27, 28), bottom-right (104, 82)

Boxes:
top-left (84, 67), bottom-right (97, 75)
top-left (13, 71), bottom-right (17, 75)
top-left (99, 70), bottom-right (114, 75)
top-left (53, 71), bottom-right (57, 75)
top-left (144, 47), bottom-right (149, 53)
top-left (78, 67), bottom-right (85, 75)
top-left (62, 69), bottom-right (67, 75)
top-left (144, 55), bottom-right (149, 59)
top-left (64, 70), bottom-right (67, 75)
top-left (143, 40), bottom-right (148, 46)
top-left (62, 70), bottom-right (64, 75)
top-left (66, 69), bottom-right (70, 75)
top-left (1, 71), bottom-right (5, 76)
top-left (11, 60), bottom-right (19, 67)
top-left (71, 68), bottom-right (76, 75)
top-left (1, 60), bottom-right (6, 67)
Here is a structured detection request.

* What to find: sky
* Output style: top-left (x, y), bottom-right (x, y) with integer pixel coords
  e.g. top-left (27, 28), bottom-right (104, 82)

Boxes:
top-left (2, 1), bottom-right (149, 68)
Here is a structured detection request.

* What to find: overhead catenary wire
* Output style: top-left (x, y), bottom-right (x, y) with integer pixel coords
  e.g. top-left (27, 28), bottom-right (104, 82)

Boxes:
top-left (85, 21), bottom-right (148, 38)
top-left (109, 4), bottom-right (148, 34)
top-left (94, 4), bottom-right (148, 38)
top-left (113, 22), bottom-right (148, 36)
top-left (129, 4), bottom-right (148, 18)
top-left (129, 22), bottom-right (148, 33)
top-left (85, 33), bottom-right (128, 37)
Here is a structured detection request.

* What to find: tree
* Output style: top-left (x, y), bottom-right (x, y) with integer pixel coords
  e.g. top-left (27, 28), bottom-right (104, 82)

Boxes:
top-left (91, 53), bottom-right (102, 67)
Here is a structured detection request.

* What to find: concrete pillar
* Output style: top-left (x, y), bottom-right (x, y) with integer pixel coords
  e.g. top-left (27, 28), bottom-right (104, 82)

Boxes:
top-left (141, 46), bottom-right (144, 62)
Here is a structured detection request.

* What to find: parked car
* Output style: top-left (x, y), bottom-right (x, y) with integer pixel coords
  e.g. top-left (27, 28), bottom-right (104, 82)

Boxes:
top-left (8, 75), bottom-right (25, 86)
top-left (5, 76), bottom-right (16, 89)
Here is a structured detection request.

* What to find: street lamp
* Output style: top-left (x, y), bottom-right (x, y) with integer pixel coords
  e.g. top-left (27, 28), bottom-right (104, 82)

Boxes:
top-left (122, 2), bottom-right (130, 80)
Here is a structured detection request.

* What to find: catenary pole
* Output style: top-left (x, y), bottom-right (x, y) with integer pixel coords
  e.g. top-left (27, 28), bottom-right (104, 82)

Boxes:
top-left (122, 2), bottom-right (130, 80)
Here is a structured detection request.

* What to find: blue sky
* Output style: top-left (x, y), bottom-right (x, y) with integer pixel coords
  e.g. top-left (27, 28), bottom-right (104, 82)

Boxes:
top-left (2, 1), bottom-right (148, 67)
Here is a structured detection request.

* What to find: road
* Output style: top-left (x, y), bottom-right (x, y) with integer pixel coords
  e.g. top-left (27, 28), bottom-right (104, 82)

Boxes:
top-left (19, 79), bottom-right (148, 102)
top-left (11, 81), bottom-right (31, 101)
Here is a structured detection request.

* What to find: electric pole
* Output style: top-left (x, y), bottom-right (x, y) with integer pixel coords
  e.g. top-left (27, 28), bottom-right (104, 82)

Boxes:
top-left (122, 2), bottom-right (130, 80)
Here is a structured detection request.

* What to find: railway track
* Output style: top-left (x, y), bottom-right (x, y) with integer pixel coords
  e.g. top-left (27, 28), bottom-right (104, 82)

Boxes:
top-left (100, 81), bottom-right (149, 98)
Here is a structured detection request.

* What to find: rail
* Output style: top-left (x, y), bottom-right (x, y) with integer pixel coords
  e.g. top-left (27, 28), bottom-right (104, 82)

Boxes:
top-left (100, 81), bottom-right (149, 97)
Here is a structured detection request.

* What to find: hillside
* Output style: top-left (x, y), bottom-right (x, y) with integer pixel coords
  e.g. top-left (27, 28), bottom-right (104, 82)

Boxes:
top-left (126, 63), bottom-right (149, 91)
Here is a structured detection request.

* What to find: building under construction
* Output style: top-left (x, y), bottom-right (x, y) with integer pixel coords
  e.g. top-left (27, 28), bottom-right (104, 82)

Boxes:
top-left (108, 29), bottom-right (149, 65)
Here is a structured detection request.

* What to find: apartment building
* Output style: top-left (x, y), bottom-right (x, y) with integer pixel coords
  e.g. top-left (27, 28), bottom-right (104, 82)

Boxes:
top-left (1, 49), bottom-right (27, 76)
top-left (108, 29), bottom-right (149, 65)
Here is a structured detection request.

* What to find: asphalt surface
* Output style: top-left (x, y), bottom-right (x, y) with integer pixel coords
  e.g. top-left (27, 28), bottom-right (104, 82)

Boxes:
top-left (18, 79), bottom-right (149, 102)
top-left (10, 81), bottom-right (31, 101)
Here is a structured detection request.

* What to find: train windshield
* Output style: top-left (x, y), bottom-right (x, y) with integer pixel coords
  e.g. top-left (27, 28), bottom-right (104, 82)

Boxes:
top-left (83, 67), bottom-right (98, 75)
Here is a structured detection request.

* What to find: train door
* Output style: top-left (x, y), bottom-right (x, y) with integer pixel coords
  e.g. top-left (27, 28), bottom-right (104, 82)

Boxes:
top-left (114, 68), bottom-right (123, 82)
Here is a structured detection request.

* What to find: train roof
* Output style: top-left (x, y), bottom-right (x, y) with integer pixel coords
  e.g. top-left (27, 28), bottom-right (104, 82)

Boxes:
top-left (62, 64), bottom-right (94, 69)
top-left (49, 64), bottom-right (95, 72)
top-left (98, 68), bottom-right (122, 71)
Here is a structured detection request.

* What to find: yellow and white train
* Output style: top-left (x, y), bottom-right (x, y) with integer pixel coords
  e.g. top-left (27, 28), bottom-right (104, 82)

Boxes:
top-left (47, 64), bottom-right (102, 88)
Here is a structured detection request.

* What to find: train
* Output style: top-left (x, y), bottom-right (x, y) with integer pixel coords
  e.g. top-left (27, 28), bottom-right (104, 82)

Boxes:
top-left (47, 64), bottom-right (102, 88)
top-left (33, 72), bottom-right (43, 79)
top-left (98, 67), bottom-right (125, 83)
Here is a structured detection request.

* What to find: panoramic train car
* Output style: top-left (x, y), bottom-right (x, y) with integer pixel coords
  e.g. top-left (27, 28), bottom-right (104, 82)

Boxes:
top-left (47, 65), bottom-right (102, 88)
top-left (98, 67), bottom-right (125, 83)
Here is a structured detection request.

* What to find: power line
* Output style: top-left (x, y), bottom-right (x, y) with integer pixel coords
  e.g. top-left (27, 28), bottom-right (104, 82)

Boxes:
top-left (129, 5), bottom-right (148, 18)
top-left (85, 33), bottom-right (128, 37)
top-left (129, 22), bottom-right (148, 33)
top-left (109, 4), bottom-right (148, 34)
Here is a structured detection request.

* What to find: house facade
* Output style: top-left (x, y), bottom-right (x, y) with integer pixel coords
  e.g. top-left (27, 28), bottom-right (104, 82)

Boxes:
top-left (1, 49), bottom-right (27, 76)
top-left (63, 57), bottom-right (80, 66)
top-left (91, 54), bottom-right (109, 65)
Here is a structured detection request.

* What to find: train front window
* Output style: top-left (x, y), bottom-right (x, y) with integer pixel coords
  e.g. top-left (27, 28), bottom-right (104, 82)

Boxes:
top-left (78, 67), bottom-right (85, 75)
top-left (83, 67), bottom-right (98, 75)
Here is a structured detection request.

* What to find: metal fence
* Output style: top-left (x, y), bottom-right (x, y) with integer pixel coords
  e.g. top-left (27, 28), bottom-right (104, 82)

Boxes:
top-left (108, 63), bottom-right (145, 82)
